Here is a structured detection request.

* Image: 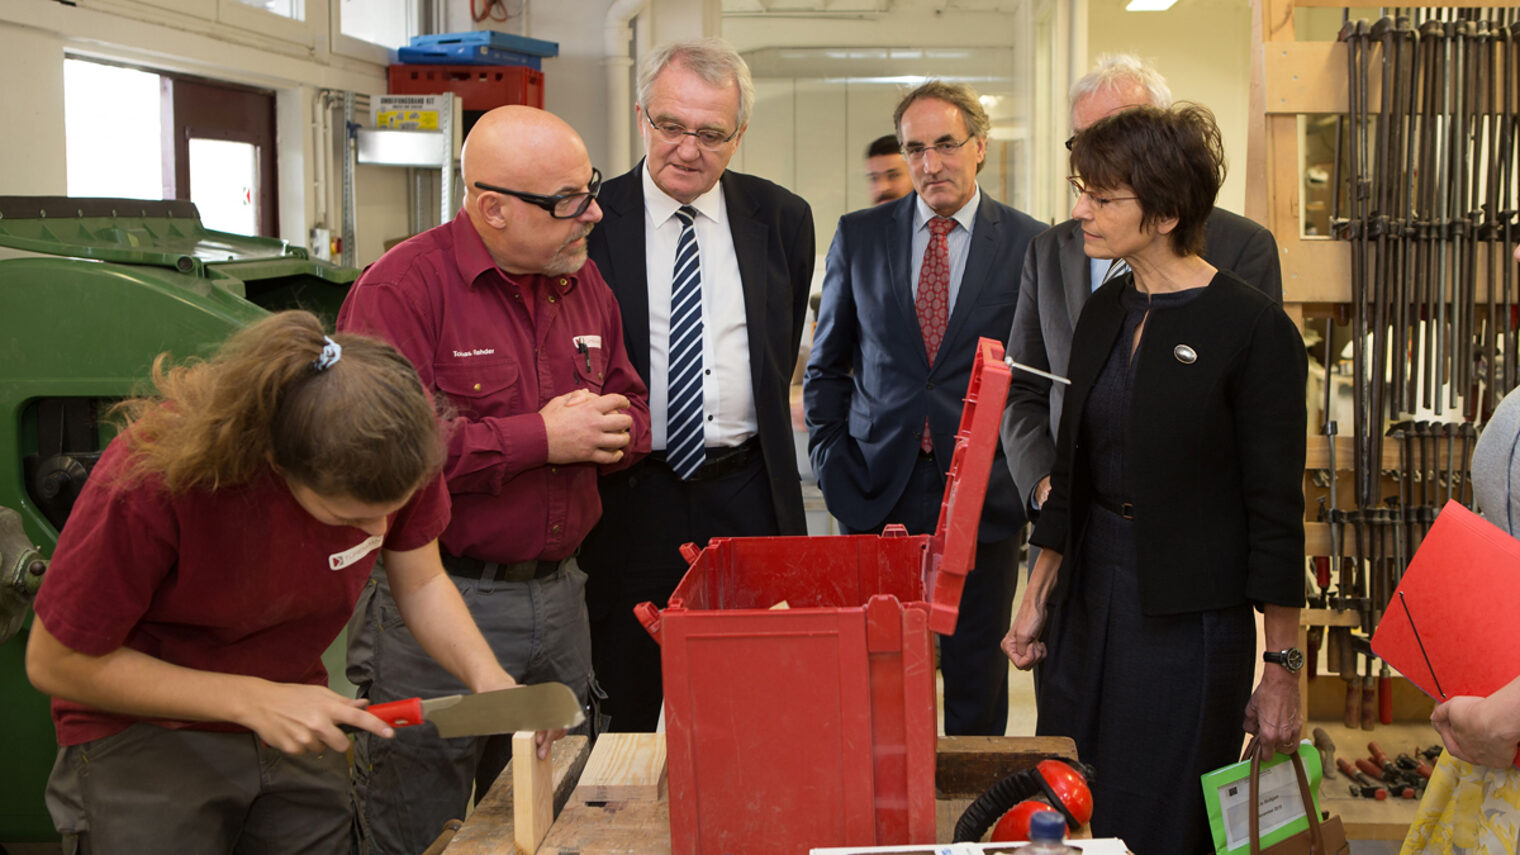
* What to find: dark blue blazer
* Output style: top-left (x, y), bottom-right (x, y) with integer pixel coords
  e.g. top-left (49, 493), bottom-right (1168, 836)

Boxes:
top-left (804, 192), bottom-right (1044, 540)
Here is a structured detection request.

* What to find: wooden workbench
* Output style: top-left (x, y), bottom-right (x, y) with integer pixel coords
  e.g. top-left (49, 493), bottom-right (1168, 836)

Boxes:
top-left (443, 734), bottom-right (1083, 854)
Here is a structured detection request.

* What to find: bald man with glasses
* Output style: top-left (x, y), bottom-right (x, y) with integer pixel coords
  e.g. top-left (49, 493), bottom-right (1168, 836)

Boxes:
top-left (336, 105), bottom-right (650, 855)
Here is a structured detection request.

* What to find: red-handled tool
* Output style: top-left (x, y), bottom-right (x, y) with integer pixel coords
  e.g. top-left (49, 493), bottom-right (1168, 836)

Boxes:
top-left (1368, 741), bottom-right (1392, 769)
top-left (364, 683), bottom-right (584, 738)
top-left (1356, 753), bottom-right (1416, 799)
top-left (1337, 757), bottom-right (1387, 799)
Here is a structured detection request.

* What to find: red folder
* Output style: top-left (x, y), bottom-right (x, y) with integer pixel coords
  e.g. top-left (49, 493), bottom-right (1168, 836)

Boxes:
top-left (1370, 500), bottom-right (1520, 767)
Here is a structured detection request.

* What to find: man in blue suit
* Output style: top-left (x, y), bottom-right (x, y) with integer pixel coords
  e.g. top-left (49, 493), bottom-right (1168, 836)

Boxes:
top-left (804, 81), bottom-right (1044, 735)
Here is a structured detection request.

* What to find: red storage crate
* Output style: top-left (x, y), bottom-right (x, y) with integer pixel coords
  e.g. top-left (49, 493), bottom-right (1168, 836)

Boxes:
top-left (635, 338), bottom-right (1011, 855)
top-left (386, 64), bottom-right (544, 111)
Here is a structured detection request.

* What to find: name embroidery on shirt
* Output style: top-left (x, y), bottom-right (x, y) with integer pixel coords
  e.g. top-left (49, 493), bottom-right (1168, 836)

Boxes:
top-left (329, 535), bottom-right (384, 571)
top-left (451, 348), bottom-right (497, 358)
top-left (572, 335), bottom-right (602, 350)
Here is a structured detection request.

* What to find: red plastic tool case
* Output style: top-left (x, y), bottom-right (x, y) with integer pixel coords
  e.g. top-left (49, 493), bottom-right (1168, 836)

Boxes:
top-left (635, 338), bottom-right (1011, 855)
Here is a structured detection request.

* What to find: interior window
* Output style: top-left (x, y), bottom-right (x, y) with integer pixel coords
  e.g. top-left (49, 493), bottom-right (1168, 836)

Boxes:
top-left (340, 0), bottom-right (418, 50)
top-left (63, 57), bottom-right (279, 237)
top-left (64, 60), bottom-right (163, 200)
top-left (227, 0), bottom-right (305, 22)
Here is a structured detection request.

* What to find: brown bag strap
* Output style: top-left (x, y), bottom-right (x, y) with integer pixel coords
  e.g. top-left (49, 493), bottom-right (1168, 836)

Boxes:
top-left (1248, 749), bottom-right (1326, 854)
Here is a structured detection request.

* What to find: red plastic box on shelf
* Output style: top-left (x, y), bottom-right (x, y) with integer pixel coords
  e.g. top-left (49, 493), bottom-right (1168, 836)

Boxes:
top-left (634, 338), bottom-right (1011, 855)
top-left (386, 64), bottom-right (544, 111)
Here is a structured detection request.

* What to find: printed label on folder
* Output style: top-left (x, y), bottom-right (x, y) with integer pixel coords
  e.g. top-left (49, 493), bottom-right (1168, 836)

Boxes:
top-left (1216, 759), bottom-right (1306, 850)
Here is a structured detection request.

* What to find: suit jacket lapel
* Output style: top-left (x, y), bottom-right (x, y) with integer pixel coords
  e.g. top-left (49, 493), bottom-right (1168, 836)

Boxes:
top-left (1058, 219), bottom-right (1089, 330)
top-left (940, 196), bottom-right (1001, 368)
top-left (1066, 286), bottom-right (1126, 427)
top-left (722, 172), bottom-right (769, 388)
top-left (598, 164), bottom-right (651, 381)
top-left (887, 198), bottom-right (925, 369)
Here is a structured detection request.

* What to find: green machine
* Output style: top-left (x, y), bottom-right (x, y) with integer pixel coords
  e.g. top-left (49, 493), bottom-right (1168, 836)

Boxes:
top-left (0, 196), bottom-right (358, 843)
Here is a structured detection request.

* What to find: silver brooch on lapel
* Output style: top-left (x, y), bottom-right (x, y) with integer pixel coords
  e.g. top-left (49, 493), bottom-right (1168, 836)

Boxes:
top-left (1173, 344), bottom-right (1198, 364)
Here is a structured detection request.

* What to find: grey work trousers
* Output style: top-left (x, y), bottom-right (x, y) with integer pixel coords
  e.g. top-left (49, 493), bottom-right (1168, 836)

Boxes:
top-left (45, 723), bottom-right (353, 854)
top-left (346, 559), bottom-right (593, 855)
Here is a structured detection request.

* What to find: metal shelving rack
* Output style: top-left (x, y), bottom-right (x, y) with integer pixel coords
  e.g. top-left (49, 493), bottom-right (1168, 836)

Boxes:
top-left (345, 92), bottom-right (463, 265)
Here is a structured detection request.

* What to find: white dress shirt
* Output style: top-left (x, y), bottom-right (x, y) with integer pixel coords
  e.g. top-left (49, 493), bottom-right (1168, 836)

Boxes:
top-left (641, 163), bottom-right (757, 451)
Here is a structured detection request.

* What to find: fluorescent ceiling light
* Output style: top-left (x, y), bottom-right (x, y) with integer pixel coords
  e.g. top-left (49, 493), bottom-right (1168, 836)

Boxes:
top-left (1125, 0), bottom-right (1177, 10)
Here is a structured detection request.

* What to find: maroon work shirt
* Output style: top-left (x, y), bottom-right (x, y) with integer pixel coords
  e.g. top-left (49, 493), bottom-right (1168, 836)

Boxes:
top-left (337, 212), bottom-right (650, 564)
top-left (35, 438), bottom-right (451, 746)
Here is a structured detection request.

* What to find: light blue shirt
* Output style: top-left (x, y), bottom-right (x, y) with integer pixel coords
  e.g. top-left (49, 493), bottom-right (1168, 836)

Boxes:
top-left (1089, 257), bottom-right (1129, 291)
top-left (910, 187), bottom-right (981, 313)
top-left (1089, 257), bottom-right (1107, 293)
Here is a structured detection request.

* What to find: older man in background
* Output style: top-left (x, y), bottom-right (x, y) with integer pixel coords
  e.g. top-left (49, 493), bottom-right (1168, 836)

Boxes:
top-left (1001, 54), bottom-right (1282, 520)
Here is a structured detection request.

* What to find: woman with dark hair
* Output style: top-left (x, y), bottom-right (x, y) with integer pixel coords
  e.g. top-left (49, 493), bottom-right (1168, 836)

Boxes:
top-left (1002, 105), bottom-right (1307, 851)
top-left (26, 310), bottom-right (521, 853)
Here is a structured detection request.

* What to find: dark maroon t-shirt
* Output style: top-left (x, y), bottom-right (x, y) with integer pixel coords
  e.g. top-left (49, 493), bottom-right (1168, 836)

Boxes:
top-left (33, 437), bottom-right (450, 746)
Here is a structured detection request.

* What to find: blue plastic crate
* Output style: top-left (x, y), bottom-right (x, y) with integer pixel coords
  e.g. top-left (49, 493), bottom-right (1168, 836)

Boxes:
top-left (397, 45), bottom-right (540, 68)
top-left (400, 31), bottom-right (558, 67)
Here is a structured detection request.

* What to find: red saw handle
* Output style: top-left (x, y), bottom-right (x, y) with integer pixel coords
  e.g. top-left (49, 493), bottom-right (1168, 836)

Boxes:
top-left (367, 698), bottom-right (425, 728)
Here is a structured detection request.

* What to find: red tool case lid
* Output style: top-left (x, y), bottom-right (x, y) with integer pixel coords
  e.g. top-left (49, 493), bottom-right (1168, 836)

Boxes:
top-left (920, 336), bottom-right (1011, 634)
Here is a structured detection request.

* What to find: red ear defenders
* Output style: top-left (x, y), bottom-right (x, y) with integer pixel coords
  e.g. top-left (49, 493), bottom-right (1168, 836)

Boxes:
top-left (951, 756), bottom-right (1095, 842)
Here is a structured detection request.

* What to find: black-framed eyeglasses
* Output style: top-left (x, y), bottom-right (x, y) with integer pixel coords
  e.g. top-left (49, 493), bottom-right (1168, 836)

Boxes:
top-left (1068, 176), bottom-right (1139, 209)
top-left (643, 111), bottom-right (740, 151)
top-left (473, 167), bottom-right (602, 219)
top-left (1064, 134), bottom-right (1077, 151)
top-left (901, 136), bottom-right (974, 162)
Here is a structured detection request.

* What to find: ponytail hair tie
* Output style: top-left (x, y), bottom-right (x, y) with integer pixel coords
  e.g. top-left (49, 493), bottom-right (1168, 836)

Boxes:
top-left (312, 336), bottom-right (343, 372)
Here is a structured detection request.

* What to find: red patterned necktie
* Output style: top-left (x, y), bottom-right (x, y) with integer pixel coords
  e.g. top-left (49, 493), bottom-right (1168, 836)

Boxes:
top-left (916, 216), bottom-right (955, 453)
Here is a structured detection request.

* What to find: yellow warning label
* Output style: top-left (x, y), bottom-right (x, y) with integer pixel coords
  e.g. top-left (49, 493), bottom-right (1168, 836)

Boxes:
top-left (377, 110), bottom-right (441, 130)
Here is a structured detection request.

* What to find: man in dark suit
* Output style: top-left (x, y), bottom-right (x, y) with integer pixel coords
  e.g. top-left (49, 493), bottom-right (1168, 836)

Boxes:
top-left (804, 81), bottom-right (1044, 736)
top-left (581, 38), bottom-right (815, 732)
top-left (1002, 54), bottom-right (1282, 516)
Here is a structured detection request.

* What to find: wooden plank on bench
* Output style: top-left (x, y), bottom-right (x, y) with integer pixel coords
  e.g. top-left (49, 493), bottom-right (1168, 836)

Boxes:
top-left (571, 733), bottom-right (667, 803)
top-left (444, 735), bottom-right (590, 855)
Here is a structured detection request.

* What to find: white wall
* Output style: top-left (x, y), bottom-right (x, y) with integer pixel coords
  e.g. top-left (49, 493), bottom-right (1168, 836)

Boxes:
top-left (723, 7), bottom-right (1035, 261)
top-left (1086, 0), bottom-right (1254, 215)
top-left (0, 22), bottom-right (68, 195)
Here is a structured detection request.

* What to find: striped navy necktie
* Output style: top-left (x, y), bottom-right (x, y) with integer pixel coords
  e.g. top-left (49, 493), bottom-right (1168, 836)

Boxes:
top-left (665, 205), bottom-right (706, 480)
